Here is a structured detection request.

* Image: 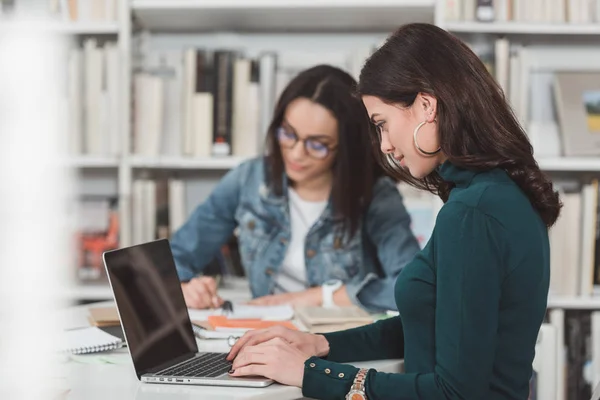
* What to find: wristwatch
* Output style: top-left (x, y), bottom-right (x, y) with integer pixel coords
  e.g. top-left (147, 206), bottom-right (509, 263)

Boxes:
top-left (346, 368), bottom-right (369, 400)
top-left (321, 279), bottom-right (342, 308)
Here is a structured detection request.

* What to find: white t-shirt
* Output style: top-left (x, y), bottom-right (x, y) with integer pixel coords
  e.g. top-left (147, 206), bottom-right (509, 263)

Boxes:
top-left (273, 188), bottom-right (327, 294)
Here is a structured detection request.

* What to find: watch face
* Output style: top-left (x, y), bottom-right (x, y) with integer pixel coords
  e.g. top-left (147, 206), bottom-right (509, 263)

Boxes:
top-left (325, 279), bottom-right (342, 287)
top-left (347, 390), bottom-right (366, 400)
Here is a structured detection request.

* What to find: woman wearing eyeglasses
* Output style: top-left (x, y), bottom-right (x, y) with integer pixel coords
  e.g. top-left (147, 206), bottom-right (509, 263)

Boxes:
top-left (171, 64), bottom-right (420, 312)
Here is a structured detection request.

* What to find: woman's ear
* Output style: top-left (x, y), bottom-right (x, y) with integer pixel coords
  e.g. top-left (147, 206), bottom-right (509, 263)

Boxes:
top-left (419, 93), bottom-right (437, 123)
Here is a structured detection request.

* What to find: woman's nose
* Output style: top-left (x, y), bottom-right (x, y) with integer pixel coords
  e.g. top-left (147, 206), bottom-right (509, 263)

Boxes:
top-left (379, 130), bottom-right (394, 154)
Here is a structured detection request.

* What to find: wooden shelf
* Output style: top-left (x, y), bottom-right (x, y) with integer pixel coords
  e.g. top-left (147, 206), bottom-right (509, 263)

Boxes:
top-left (444, 21), bottom-right (600, 35)
top-left (129, 155), bottom-right (248, 170)
top-left (537, 157), bottom-right (600, 172)
top-left (132, 0), bottom-right (435, 32)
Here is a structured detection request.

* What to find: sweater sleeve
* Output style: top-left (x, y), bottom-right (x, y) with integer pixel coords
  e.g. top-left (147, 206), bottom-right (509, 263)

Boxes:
top-left (322, 316), bottom-right (404, 363)
top-left (302, 202), bottom-right (505, 400)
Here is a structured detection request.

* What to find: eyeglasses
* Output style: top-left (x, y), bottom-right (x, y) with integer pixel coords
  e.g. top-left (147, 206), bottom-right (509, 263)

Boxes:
top-left (276, 127), bottom-right (337, 160)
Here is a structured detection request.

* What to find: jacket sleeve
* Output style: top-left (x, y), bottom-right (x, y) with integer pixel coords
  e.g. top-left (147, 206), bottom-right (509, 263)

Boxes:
top-left (302, 202), bottom-right (505, 400)
top-left (170, 162), bottom-right (247, 281)
top-left (346, 178), bottom-right (420, 312)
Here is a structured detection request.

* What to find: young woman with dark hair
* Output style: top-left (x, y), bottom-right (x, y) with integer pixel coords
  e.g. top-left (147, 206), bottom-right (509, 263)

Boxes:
top-left (227, 23), bottom-right (561, 400)
top-left (171, 64), bottom-right (420, 313)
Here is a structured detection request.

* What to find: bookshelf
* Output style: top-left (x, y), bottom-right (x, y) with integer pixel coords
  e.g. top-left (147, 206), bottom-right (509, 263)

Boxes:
top-left (40, 0), bottom-right (600, 310)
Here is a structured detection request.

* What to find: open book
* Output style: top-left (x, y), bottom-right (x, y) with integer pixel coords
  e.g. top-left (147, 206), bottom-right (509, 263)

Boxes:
top-left (294, 306), bottom-right (375, 334)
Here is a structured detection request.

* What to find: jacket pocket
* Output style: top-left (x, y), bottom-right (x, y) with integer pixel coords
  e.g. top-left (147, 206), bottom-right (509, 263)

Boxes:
top-left (236, 208), bottom-right (276, 264)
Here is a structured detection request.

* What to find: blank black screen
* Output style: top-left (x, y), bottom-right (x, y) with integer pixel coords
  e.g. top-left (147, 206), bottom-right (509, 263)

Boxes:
top-left (104, 239), bottom-right (197, 378)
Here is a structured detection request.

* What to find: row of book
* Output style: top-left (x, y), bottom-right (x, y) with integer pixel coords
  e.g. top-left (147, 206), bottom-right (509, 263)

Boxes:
top-left (130, 177), bottom-right (244, 277)
top-left (133, 49), bottom-right (276, 159)
top-left (446, 0), bottom-right (600, 24)
top-left (49, 0), bottom-right (119, 23)
top-left (64, 39), bottom-right (120, 156)
top-left (470, 38), bottom-right (600, 158)
top-left (534, 309), bottom-right (600, 400)
top-left (75, 195), bottom-right (119, 282)
top-left (549, 180), bottom-right (600, 298)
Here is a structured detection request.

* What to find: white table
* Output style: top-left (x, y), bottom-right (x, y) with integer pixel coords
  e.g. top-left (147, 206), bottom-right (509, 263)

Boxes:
top-left (58, 279), bottom-right (404, 400)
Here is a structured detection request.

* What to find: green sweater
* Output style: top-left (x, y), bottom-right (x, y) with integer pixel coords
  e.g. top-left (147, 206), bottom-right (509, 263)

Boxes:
top-left (301, 162), bottom-right (550, 400)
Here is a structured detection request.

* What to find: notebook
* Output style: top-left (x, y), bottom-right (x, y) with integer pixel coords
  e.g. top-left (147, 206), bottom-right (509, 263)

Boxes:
top-left (206, 316), bottom-right (298, 332)
top-left (60, 326), bottom-right (124, 355)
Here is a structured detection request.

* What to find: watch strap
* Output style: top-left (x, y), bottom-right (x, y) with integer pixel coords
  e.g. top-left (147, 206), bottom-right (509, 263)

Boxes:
top-left (352, 368), bottom-right (368, 391)
top-left (321, 280), bottom-right (342, 308)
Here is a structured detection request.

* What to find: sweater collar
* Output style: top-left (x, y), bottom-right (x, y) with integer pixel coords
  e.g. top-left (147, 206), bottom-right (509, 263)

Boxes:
top-left (437, 161), bottom-right (477, 187)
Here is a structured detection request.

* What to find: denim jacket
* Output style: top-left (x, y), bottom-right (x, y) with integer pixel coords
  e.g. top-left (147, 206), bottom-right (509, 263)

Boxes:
top-left (171, 157), bottom-right (420, 312)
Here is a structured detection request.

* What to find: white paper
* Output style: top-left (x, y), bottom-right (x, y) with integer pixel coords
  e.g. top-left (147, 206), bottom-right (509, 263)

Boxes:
top-left (187, 304), bottom-right (294, 321)
top-left (227, 304), bottom-right (294, 321)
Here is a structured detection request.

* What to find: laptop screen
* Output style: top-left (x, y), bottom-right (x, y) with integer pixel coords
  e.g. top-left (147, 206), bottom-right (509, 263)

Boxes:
top-left (103, 239), bottom-right (198, 378)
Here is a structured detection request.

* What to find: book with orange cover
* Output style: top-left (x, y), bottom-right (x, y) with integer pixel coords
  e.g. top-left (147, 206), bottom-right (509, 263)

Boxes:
top-left (207, 316), bottom-right (297, 331)
top-left (88, 306), bottom-right (120, 327)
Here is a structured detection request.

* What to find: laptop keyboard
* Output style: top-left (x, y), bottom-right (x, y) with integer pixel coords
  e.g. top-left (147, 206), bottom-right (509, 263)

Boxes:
top-left (157, 353), bottom-right (232, 378)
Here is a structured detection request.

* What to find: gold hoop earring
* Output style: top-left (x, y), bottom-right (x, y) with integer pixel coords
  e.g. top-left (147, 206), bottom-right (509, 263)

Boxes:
top-left (413, 121), bottom-right (441, 156)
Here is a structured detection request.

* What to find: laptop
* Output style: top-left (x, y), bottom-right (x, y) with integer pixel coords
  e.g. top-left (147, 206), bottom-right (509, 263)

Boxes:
top-left (592, 381), bottom-right (600, 400)
top-left (102, 238), bottom-right (273, 388)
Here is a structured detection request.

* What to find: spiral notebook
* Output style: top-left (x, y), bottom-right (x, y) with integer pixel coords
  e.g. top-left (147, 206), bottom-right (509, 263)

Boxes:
top-left (60, 327), bottom-right (124, 355)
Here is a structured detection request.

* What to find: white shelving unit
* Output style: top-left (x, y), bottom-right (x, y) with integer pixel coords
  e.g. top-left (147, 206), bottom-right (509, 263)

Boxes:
top-left (67, 156), bottom-right (120, 169)
top-left (0, 20), bottom-right (119, 35)
top-left (50, 0), bottom-right (600, 307)
top-left (50, 22), bottom-right (120, 34)
top-left (129, 156), bottom-right (248, 170)
top-left (548, 296), bottom-right (600, 310)
top-left (538, 157), bottom-right (600, 172)
top-left (132, 0), bottom-right (435, 31)
top-left (444, 21), bottom-right (600, 35)
top-left (64, 284), bottom-right (114, 302)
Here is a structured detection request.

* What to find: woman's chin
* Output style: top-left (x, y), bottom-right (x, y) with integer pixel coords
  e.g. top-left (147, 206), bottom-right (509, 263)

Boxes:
top-left (407, 165), bottom-right (426, 180)
top-left (285, 168), bottom-right (308, 184)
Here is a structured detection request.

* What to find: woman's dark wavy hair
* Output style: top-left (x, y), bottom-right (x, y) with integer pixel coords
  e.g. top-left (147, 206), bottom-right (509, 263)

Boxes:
top-left (265, 64), bottom-right (384, 236)
top-left (357, 23), bottom-right (561, 227)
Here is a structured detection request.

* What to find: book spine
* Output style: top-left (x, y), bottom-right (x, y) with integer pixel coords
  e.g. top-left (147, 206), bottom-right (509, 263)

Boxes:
top-left (212, 51), bottom-right (234, 156)
top-left (476, 0), bottom-right (495, 21)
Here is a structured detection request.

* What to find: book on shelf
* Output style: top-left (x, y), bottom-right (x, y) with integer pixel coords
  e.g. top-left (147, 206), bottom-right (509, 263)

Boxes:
top-left (75, 195), bottom-right (119, 283)
top-left (131, 177), bottom-right (245, 278)
top-left (65, 38), bottom-right (120, 157)
top-left (549, 179), bottom-right (600, 298)
top-left (538, 309), bottom-right (600, 400)
top-left (48, 0), bottom-right (118, 23)
top-left (553, 71), bottom-right (600, 157)
top-left (465, 37), bottom-right (600, 159)
top-left (134, 49), bottom-right (274, 160)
